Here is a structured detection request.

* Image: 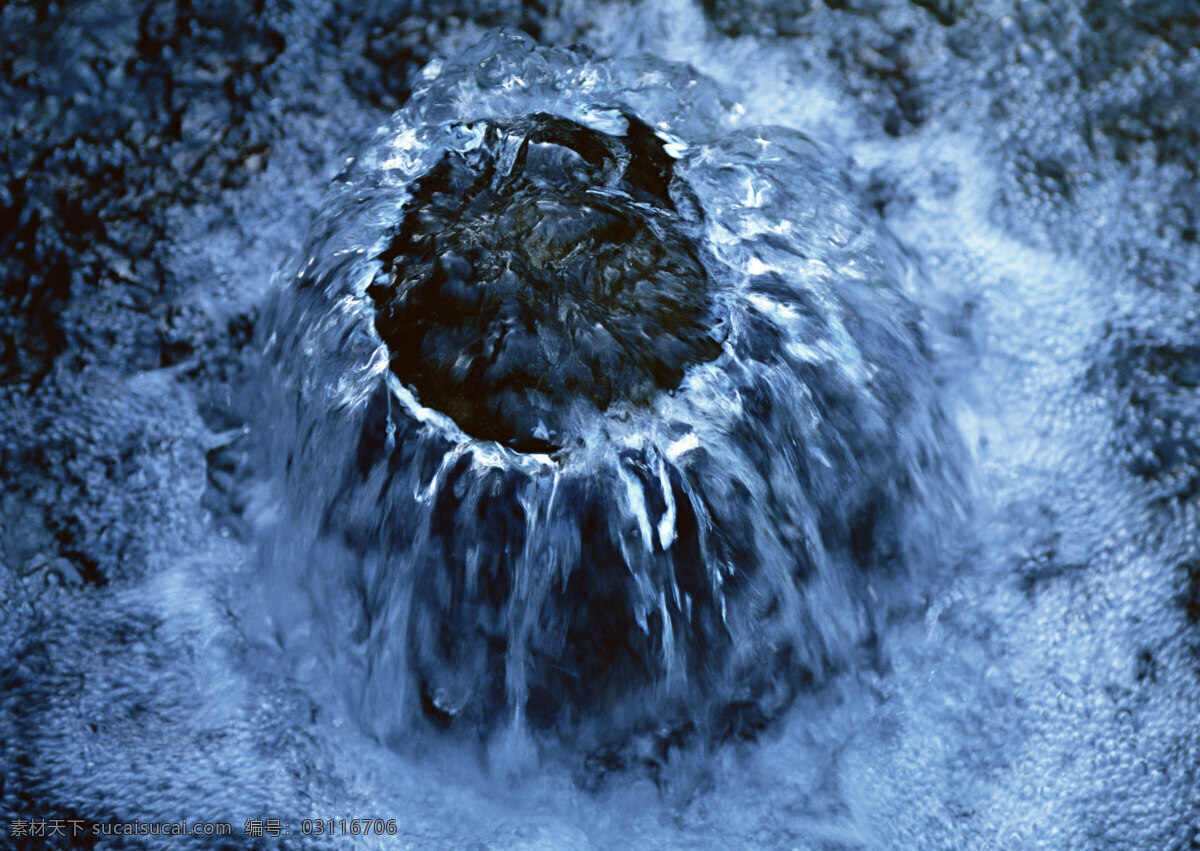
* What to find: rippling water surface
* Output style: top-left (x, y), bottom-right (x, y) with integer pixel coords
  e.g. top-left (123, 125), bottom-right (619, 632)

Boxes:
top-left (3, 1), bottom-right (1198, 848)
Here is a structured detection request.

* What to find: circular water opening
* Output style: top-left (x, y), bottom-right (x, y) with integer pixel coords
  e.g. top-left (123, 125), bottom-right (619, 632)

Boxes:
top-left (367, 113), bottom-right (724, 454)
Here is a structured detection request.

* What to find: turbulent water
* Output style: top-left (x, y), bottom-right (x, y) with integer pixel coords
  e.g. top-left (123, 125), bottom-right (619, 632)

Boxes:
top-left (258, 32), bottom-right (963, 766)
top-left (2, 1), bottom-right (1199, 848)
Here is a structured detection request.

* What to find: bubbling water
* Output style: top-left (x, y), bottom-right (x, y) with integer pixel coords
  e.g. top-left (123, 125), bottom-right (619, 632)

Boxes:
top-left (258, 30), bottom-right (962, 768)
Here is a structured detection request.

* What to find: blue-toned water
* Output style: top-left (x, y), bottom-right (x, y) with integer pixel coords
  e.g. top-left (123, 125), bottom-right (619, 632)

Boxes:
top-left (2, 2), bottom-right (1198, 848)
top-left (255, 32), bottom-right (964, 770)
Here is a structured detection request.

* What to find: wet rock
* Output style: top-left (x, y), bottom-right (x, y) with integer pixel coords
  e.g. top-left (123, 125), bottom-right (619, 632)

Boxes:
top-left (332, 0), bottom-right (550, 111)
top-left (700, 0), bottom-right (816, 38)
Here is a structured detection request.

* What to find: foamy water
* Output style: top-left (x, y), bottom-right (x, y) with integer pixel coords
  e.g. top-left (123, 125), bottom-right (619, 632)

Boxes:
top-left (4, 2), bottom-right (1197, 847)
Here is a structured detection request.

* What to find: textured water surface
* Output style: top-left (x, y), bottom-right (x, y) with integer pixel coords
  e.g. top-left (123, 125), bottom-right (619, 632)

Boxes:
top-left (2, 1), bottom-right (1198, 848)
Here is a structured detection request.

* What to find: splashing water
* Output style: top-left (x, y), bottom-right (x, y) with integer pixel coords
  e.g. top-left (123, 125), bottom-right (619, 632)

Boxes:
top-left (257, 30), bottom-right (964, 770)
